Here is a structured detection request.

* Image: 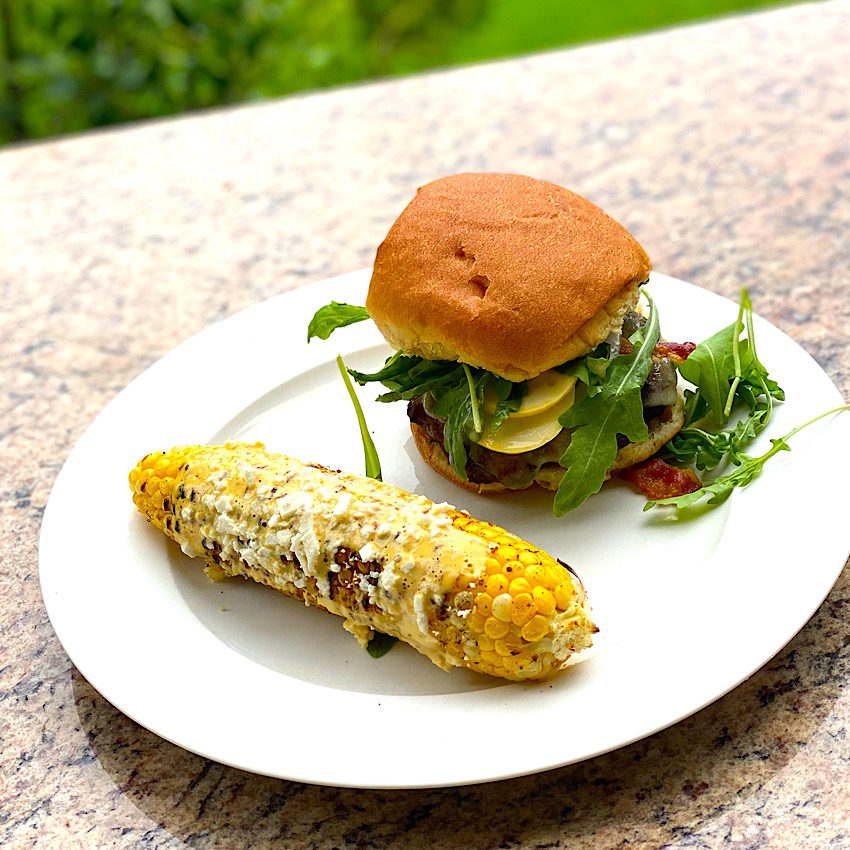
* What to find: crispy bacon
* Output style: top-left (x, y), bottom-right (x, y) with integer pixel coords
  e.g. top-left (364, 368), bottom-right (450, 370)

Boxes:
top-left (622, 458), bottom-right (702, 501)
top-left (653, 340), bottom-right (696, 364)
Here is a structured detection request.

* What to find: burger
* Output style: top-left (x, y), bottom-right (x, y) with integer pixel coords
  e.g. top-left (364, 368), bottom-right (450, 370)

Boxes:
top-left (309, 173), bottom-right (693, 515)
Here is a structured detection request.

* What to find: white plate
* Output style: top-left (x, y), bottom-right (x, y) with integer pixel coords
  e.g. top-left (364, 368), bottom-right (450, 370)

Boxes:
top-left (39, 271), bottom-right (850, 789)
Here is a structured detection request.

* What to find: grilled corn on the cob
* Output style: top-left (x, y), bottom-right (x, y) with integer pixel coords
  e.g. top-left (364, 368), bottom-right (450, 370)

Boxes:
top-left (129, 442), bottom-right (595, 680)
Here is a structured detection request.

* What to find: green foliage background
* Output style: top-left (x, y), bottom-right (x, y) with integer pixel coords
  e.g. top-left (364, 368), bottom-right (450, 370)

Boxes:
top-left (0, 0), bottom-right (789, 146)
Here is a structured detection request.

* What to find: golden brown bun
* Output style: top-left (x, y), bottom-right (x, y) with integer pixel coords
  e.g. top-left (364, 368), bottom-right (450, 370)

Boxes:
top-left (410, 395), bottom-right (685, 496)
top-left (367, 173), bottom-right (651, 382)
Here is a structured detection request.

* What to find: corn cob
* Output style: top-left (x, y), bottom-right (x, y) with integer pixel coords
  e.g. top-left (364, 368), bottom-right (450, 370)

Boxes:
top-left (129, 442), bottom-right (595, 681)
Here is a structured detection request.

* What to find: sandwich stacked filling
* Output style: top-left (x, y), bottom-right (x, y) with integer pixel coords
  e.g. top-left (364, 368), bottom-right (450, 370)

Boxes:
top-left (406, 311), bottom-right (683, 491)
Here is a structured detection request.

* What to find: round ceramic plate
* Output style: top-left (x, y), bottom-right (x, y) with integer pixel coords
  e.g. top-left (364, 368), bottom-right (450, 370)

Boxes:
top-left (39, 271), bottom-right (850, 788)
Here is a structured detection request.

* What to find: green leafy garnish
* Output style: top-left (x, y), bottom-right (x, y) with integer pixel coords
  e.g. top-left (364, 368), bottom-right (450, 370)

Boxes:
top-left (666, 289), bottom-right (784, 471)
top-left (490, 378), bottom-right (528, 430)
top-left (336, 355), bottom-right (382, 481)
top-left (552, 294), bottom-right (661, 516)
top-left (307, 302), bottom-right (370, 342)
top-left (349, 356), bottom-right (464, 403)
top-left (432, 368), bottom-right (490, 476)
top-left (558, 343), bottom-right (613, 397)
top-left (348, 352), bottom-right (501, 479)
top-left (646, 405), bottom-right (850, 510)
top-left (335, 353), bottom-right (398, 657)
top-left (366, 631), bottom-right (398, 658)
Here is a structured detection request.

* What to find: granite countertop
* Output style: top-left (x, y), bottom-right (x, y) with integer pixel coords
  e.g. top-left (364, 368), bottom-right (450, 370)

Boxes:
top-left (3, 1), bottom-right (850, 846)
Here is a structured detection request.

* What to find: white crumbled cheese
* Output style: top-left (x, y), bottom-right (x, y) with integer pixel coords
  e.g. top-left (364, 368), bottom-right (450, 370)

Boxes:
top-left (181, 506), bottom-right (194, 522)
top-left (402, 560), bottom-right (416, 574)
top-left (207, 470), bottom-right (228, 491)
top-left (214, 514), bottom-right (240, 537)
top-left (359, 574), bottom-right (379, 604)
top-left (359, 542), bottom-right (378, 563)
top-left (180, 540), bottom-right (196, 557)
top-left (274, 491), bottom-right (325, 593)
top-left (375, 522), bottom-right (392, 539)
top-left (214, 494), bottom-right (233, 514)
top-left (332, 492), bottom-right (355, 519)
top-left (237, 463), bottom-right (257, 486)
top-left (413, 593), bottom-right (430, 635)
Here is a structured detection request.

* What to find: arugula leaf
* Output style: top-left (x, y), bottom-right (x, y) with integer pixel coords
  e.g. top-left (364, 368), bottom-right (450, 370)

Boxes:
top-left (336, 355), bottom-right (382, 481)
top-left (335, 353), bottom-right (398, 657)
top-left (646, 405), bottom-right (850, 510)
top-left (558, 342), bottom-right (612, 397)
top-left (668, 288), bottom-right (785, 470)
top-left (490, 378), bottom-right (527, 430)
top-left (432, 369), bottom-right (489, 477)
top-left (366, 631), bottom-right (398, 658)
top-left (349, 355), bottom-right (465, 403)
top-left (677, 322), bottom-right (744, 424)
top-left (553, 294), bottom-right (661, 515)
top-left (307, 302), bottom-right (370, 342)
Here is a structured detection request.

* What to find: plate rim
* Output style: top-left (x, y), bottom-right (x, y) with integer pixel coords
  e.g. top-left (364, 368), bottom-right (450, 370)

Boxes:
top-left (39, 270), bottom-right (850, 788)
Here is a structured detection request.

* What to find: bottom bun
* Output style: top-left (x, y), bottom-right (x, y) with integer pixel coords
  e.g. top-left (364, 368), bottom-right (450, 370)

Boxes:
top-left (411, 395), bottom-right (686, 496)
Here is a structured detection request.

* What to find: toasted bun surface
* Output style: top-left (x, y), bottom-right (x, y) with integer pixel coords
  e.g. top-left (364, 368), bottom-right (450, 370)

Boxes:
top-left (367, 173), bottom-right (651, 381)
top-left (410, 395), bottom-right (685, 496)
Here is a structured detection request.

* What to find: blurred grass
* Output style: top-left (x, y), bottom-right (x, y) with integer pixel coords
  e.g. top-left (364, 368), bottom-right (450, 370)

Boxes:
top-left (393, 0), bottom-right (793, 71)
top-left (0, 0), bottom-right (795, 146)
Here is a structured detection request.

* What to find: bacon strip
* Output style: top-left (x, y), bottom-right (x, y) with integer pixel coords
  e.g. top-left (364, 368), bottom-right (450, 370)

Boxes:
top-left (622, 458), bottom-right (702, 501)
top-left (653, 340), bottom-right (696, 364)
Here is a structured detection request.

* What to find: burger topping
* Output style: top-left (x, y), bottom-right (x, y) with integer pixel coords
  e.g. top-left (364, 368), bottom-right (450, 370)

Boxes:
top-left (476, 387), bottom-right (576, 454)
top-left (308, 287), bottom-right (821, 516)
top-left (484, 371), bottom-right (577, 419)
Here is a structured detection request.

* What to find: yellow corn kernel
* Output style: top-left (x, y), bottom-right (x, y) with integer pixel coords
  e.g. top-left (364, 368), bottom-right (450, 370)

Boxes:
top-left (485, 574), bottom-right (509, 597)
top-left (508, 577), bottom-right (532, 596)
top-left (137, 467), bottom-right (152, 490)
top-left (146, 475), bottom-right (161, 496)
top-left (484, 558), bottom-right (503, 577)
top-left (503, 560), bottom-right (524, 578)
top-left (491, 593), bottom-right (513, 622)
top-left (511, 593), bottom-right (537, 627)
top-left (496, 545), bottom-right (519, 563)
top-left (502, 653), bottom-right (534, 674)
top-left (475, 593), bottom-right (494, 617)
top-left (128, 467), bottom-right (140, 487)
top-left (518, 550), bottom-right (540, 567)
top-left (468, 611), bottom-right (486, 634)
top-left (153, 457), bottom-right (171, 478)
top-left (484, 617), bottom-right (510, 640)
top-left (494, 638), bottom-right (514, 657)
top-left (477, 634), bottom-right (495, 652)
top-left (159, 476), bottom-right (175, 500)
top-left (546, 564), bottom-right (568, 586)
top-left (532, 586), bottom-right (556, 616)
top-left (525, 563), bottom-right (558, 590)
top-left (554, 581), bottom-right (574, 610)
top-left (480, 650), bottom-right (501, 666)
top-left (521, 614), bottom-right (549, 643)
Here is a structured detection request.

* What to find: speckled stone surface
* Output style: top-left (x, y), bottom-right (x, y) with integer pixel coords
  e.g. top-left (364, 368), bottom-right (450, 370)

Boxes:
top-left (3, 2), bottom-right (850, 846)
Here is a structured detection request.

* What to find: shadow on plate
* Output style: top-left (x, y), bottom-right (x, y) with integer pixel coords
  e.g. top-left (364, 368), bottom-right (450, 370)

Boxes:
top-left (72, 562), bottom-right (850, 848)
